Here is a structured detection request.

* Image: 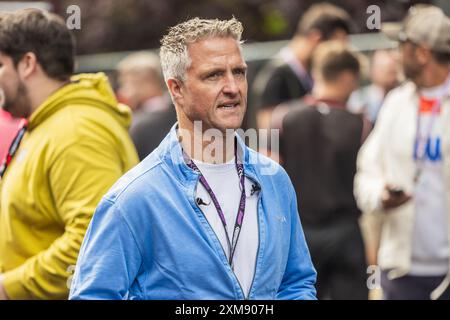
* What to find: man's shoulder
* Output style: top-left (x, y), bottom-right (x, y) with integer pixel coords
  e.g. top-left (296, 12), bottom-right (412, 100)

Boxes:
top-left (268, 60), bottom-right (294, 76)
top-left (259, 57), bottom-right (289, 75)
top-left (385, 81), bottom-right (416, 103)
top-left (130, 108), bottom-right (176, 134)
top-left (248, 150), bottom-right (295, 205)
top-left (285, 99), bottom-right (314, 113)
top-left (102, 153), bottom-right (166, 204)
top-left (281, 100), bottom-right (317, 124)
top-left (263, 62), bottom-right (298, 89)
top-left (246, 148), bottom-right (292, 187)
top-left (377, 81), bottom-right (416, 120)
top-left (253, 58), bottom-right (291, 92)
top-left (43, 104), bottom-right (124, 140)
top-left (35, 106), bottom-right (133, 162)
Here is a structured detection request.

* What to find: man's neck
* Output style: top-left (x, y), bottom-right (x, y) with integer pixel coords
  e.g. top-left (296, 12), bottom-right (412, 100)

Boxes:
top-left (178, 123), bottom-right (236, 164)
top-left (29, 78), bottom-right (69, 113)
top-left (417, 65), bottom-right (450, 89)
top-left (312, 83), bottom-right (349, 105)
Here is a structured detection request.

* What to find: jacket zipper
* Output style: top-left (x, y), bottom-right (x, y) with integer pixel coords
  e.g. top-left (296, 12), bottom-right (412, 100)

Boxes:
top-left (192, 174), bottom-right (262, 300)
top-left (245, 176), bottom-right (262, 300)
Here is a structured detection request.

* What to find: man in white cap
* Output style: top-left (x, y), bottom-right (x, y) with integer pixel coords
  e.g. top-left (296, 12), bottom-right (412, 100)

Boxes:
top-left (355, 4), bottom-right (450, 300)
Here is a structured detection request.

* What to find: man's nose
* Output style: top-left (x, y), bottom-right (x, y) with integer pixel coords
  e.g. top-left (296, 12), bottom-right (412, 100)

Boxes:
top-left (222, 74), bottom-right (239, 96)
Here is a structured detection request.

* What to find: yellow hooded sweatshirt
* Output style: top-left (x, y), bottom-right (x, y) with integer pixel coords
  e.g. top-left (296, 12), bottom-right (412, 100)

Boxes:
top-left (0, 73), bottom-right (139, 299)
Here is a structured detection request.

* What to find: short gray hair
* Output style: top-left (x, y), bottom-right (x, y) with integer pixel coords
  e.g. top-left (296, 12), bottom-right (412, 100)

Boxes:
top-left (159, 17), bottom-right (244, 82)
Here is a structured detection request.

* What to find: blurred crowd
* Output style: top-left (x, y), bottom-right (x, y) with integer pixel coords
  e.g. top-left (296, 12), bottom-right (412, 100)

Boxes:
top-left (1, 2), bottom-right (450, 300)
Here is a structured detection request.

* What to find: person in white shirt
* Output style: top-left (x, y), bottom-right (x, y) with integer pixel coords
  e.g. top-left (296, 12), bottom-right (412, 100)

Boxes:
top-left (355, 4), bottom-right (450, 300)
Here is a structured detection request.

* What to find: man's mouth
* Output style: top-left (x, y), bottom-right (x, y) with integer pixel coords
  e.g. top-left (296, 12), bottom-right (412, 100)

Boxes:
top-left (217, 101), bottom-right (240, 109)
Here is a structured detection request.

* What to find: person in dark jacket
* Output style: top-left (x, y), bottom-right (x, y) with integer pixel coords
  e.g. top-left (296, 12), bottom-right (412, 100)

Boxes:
top-left (276, 41), bottom-right (367, 299)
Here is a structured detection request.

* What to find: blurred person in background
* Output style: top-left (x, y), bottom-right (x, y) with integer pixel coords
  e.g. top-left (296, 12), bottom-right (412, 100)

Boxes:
top-left (348, 49), bottom-right (401, 126)
top-left (355, 5), bottom-right (450, 300)
top-left (117, 51), bottom-right (176, 160)
top-left (275, 41), bottom-right (367, 299)
top-left (0, 9), bottom-right (138, 300)
top-left (251, 2), bottom-right (352, 132)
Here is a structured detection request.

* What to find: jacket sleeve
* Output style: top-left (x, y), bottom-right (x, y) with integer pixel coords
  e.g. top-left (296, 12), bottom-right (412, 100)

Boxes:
top-left (277, 182), bottom-right (317, 300)
top-left (1, 139), bottom-right (132, 299)
top-left (69, 199), bottom-right (143, 300)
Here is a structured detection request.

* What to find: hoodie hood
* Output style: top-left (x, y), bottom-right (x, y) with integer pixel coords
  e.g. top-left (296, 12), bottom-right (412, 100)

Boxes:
top-left (29, 73), bottom-right (132, 131)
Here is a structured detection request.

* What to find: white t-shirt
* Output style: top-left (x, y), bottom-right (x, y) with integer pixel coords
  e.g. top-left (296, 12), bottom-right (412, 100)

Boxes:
top-left (193, 158), bottom-right (259, 297)
top-left (411, 76), bottom-right (450, 276)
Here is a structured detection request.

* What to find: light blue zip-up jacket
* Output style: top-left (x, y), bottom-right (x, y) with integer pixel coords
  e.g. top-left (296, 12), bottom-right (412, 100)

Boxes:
top-left (69, 125), bottom-right (317, 300)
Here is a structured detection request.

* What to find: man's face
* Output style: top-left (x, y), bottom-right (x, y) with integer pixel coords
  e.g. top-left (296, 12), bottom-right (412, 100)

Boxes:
top-left (177, 37), bottom-right (248, 132)
top-left (0, 53), bottom-right (31, 118)
top-left (399, 41), bottom-right (423, 83)
top-left (371, 51), bottom-right (400, 92)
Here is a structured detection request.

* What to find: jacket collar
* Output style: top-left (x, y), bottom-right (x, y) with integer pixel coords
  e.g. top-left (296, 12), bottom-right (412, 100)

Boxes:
top-left (28, 73), bottom-right (132, 132)
top-left (158, 123), bottom-right (259, 187)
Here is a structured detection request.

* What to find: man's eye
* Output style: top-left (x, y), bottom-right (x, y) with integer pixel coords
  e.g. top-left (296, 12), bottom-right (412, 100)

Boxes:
top-left (207, 72), bottom-right (221, 80)
top-left (233, 69), bottom-right (246, 77)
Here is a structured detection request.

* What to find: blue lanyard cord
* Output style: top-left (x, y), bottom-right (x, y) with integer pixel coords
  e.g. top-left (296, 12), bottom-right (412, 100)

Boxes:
top-left (185, 140), bottom-right (246, 268)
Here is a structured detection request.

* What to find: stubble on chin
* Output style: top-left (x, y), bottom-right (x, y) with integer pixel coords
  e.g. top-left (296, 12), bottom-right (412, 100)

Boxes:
top-left (5, 85), bottom-right (31, 119)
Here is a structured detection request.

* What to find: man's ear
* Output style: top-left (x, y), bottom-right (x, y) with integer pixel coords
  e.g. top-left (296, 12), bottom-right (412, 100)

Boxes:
top-left (17, 52), bottom-right (38, 81)
top-left (307, 29), bottom-right (323, 46)
top-left (415, 46), bottom-right (431, 66)
top-left (167, 78), bottom-right (184, 104)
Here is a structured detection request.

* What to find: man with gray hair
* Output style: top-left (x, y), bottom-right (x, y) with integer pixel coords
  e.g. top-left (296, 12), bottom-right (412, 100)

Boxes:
top-left (69, 17), bottom-right (316, 300)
